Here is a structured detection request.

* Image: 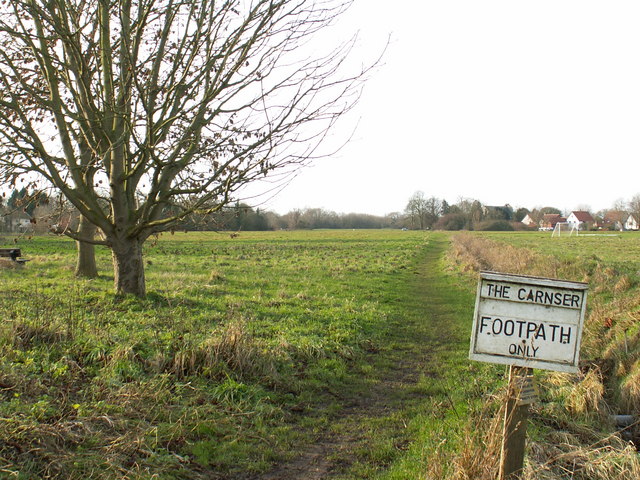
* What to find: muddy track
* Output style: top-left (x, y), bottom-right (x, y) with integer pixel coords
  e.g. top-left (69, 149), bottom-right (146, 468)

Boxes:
top-left (257, 361), bottom-right (423, 479)
top-left (249, 236), bottom-right (455, 480)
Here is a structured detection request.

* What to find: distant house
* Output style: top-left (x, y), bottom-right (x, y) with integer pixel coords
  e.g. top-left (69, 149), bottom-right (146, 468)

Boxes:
top-left (12, 217), bottom-right (32, 231)
top-left (4, 213), bottom-right (32, 233)
top-left (626, 214), bottom-right (639, 231)
top-left (566, 211), bottom-right (594, 231)
top-left (594, 217), bottom-right (613, 231)
top-left (601, 211), bottom-right (627, 231)
top-left (604, 212), bottom-right (640, 231)
top-left (521, 214), bottom-right (537, 227)
top-left (539, 214), bottom-right (566, 231)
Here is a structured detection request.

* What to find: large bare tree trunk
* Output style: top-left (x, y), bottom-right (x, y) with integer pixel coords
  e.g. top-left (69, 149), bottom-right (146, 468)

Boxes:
top-left (75, 215), bottom-right (98, 278)
top-left (111, 237), bottom-right (146, 297)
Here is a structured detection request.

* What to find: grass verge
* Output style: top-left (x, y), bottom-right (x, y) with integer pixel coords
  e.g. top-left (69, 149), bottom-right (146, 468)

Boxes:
top-left (443, 232), bottom-right (640, 479)
top-left (0, 230), bottom-right (434, 479)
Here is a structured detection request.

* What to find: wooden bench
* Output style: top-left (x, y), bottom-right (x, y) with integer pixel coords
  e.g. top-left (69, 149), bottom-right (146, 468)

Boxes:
top-left (0, 248), bottom-right (28, 264)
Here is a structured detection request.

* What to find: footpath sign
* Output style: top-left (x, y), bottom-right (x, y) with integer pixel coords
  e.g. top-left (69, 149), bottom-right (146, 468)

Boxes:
top-left (469, 271), bottom-right (588, 480)
top-left (469, 271), bottom-right (588, 373)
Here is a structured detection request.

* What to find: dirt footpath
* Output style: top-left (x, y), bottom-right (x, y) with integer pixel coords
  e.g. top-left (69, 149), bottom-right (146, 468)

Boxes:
top-left (251, 235), bottom-right (461, 479)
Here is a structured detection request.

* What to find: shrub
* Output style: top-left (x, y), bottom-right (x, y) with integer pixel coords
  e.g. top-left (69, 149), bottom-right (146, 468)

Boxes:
top-left (434, 213), bottom-right (468, 231)
top-left (475, 220), bottom-right (515, 231)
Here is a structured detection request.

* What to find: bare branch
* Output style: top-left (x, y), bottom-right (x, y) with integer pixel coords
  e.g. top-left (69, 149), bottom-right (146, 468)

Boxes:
top-left (0, 0), bottom-right (376, 295)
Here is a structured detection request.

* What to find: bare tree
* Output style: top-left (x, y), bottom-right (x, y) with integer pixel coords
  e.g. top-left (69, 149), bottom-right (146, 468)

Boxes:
top-left (0, 0), bottom-right (373, 296)
top-left (423, 196), bottom-right (442, 229)
top-left (629, 194), bottom-right (640, 226)
top-left (405, 191), bottom-right (428, 230)
top-left (405, 191), bottom-right (441, 230)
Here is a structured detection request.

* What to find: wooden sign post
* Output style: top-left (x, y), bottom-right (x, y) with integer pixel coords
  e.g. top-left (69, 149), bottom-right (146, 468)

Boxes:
top-left (499, 366), bottom-right (531, 480)
top-left (469, 272), bottom-right (588, 479)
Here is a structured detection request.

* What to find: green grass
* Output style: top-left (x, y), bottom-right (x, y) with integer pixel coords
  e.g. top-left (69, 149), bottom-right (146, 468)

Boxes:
top-left (13, 229), bottom-right (630, 479)
top-left (4, 230), bottom-right (467, 478)
top-left (366, 235), bottom-right (503, 480)
top-left (476, 230), bottom-right (640, 274)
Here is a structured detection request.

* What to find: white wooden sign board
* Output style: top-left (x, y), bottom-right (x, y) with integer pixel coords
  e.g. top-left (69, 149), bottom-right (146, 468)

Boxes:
top-left (469, 271), bottom-right (588, 373)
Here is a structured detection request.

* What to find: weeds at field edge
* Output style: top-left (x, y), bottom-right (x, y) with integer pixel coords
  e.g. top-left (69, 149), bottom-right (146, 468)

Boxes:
top-left (442, 233), bottom-right (640, 480)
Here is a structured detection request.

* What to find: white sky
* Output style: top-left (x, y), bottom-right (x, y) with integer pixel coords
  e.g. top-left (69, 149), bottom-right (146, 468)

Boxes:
top-left (252, 0), bottom-right (640, 217)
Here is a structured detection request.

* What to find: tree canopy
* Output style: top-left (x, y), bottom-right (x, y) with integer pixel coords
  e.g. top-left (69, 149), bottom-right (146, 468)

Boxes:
top-left (0, 0), bottom-right (371, 295)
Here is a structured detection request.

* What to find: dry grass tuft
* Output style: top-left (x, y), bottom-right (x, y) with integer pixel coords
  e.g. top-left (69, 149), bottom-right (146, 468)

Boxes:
top-left (166, 319), bottom-right (275, 380)
top-left (207, 269), bottom-right (226, 283)
top-left (0, 258), bottom-right (20, 269)
top-left (13, 322), bottom-right (67, 348)
top-left (565, 369), bottom-right (609, 419)
top-left (620, 360), bottom-right (640, 413)
top-left (614, 275), bottom-right (632, 294)
top-left (451, 410), bottom-right (502, 479)
top-left (425, 400), bottom-right (503, 480)
top-left (526, 439), bottom-right (640, 480)
top-left (448, 233), bottom-right (564, 279)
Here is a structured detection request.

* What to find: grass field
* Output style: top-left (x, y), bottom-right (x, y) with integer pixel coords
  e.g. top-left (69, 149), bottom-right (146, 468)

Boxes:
top-left (1, 230), bottom-right (497, 479)
top-left (477, 230), bottom-right (640, 276)
top-left (2, 229), bottom-right (639, 479)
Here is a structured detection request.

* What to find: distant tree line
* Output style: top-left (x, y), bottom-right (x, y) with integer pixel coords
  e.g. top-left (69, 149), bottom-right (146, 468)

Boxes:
top-left (176, 204), bottom-right (403, 231)
top-left (402, 191), bottom-right (564, 232)
top-left (4, 187), bottom-right (640, 233)
top-left (1, 189), bottom-right (402, 233)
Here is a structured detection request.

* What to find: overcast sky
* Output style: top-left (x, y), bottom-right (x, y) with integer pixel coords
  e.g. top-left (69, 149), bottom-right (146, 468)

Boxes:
top-left (250, 0), bottom-right (640, 216)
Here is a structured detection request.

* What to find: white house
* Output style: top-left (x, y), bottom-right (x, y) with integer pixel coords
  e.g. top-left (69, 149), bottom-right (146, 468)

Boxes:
top-left (566, 211), bottom-right (594, 231)
top-left (601, 211), bottom-right (638, 231)
top-left (625, 214), bottom-right (639, 231)
top-left (12, 217), bottom-right (32, 231)
top-left (521, 214), bottom-right (537, 227)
